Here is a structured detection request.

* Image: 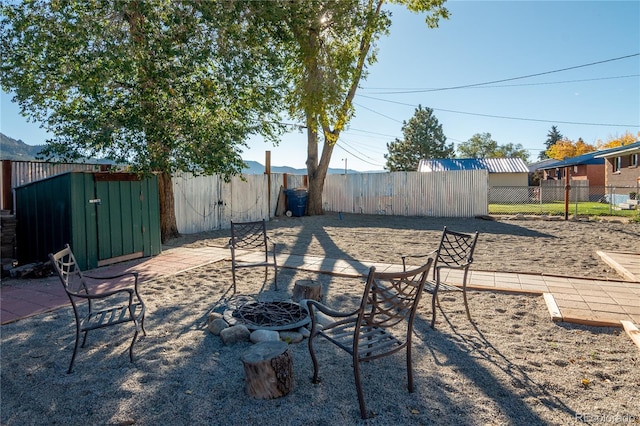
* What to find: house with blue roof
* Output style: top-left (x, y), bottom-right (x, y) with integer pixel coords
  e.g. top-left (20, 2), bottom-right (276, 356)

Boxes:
top-left (536, 150), bottom-right (606, 186)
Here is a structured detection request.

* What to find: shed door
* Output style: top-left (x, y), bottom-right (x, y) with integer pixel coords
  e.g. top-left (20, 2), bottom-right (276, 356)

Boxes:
top-left (95, 178), bottom-right (146, 266)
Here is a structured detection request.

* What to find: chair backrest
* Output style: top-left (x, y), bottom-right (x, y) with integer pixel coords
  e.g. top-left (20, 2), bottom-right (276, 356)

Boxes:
top-left (434, 226), bottom-right (479, 272)
top-left (48, 244), bottom-right (89, 296)
top-left (230, 220), bottom-right (269, 250)
top-left (355, 259), bottom-right (433, 357)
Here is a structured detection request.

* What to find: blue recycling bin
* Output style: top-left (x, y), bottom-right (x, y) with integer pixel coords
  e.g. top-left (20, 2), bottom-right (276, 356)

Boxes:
top-left (285, 188), bottom-right (308, 217)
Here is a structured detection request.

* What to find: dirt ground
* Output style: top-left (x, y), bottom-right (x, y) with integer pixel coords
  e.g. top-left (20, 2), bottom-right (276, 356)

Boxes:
top-left (1, 213), bottom-right (639, 425)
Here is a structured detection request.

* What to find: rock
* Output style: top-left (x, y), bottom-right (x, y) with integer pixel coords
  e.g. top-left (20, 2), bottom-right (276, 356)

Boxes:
top-left (279, 331), bottom-right (303, 344)
top-left (297, 326), bottom-right (311, 338)
top-left (208, 318), bottom-right (228, 335)
top-left (250, 329), bottom-right (280, 344)
top-left (209, 312), bottom-right (223, 321)
top-left (220, 325), bottom-right (250, 345)
top-left (315, 312), bottom-right (333, 327)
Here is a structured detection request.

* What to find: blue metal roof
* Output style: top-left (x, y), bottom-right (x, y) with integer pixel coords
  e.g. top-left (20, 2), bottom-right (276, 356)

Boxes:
top-left (540, 141), bottom-right (640, 169)
top-left (593, 140), bottom-right (640, 158)
top-left (418, 158), bottom-right (529, 173)
top-left (540, 152), bottom-right (604, 169)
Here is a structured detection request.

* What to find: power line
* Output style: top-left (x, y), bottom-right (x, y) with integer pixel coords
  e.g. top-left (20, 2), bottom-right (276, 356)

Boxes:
top-left (354, 102), bottom-right (403, 124)
top-left (357, 94), bottom-right (640, 127)
top-left (360, 53), bottom-right (640, 94)
top-left (362, 74), bottom-right (640, 94)
top-left (335, 140), bottom-right (384, 167)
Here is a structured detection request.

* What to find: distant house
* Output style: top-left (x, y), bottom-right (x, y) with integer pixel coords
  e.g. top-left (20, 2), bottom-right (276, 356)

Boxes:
top-left (536, 151), bottom-right (606, 186)
top-left (417, 158), bottom-right (529, 187)
top-left (593, 140), bottom-right (640, 188)
top-left (527, 158), bottom-right (558, 185)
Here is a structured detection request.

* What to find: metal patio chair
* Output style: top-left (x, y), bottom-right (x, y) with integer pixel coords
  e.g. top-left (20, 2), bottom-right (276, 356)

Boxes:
top-left (302, 258), bottom-right (434, 419)
top-left (229, 220), bottom-right (278, 293)
top-left (402, 226), bottom-right (479, 328)
top-left (49, 244), bottom-right (146, 373)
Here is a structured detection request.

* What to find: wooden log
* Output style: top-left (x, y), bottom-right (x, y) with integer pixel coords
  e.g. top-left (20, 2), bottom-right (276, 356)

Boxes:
top-left (292, 279), bottom-right (322, 302)
top-left (242, 341), bottom-right (293, 399)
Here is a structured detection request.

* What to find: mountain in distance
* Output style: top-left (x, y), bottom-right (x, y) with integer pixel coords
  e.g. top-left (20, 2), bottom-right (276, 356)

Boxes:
top-left (1, 132), bottom-right (366, 174)
top-left (242, 160), bottom-right (361, 175)
top-left (0, 132), bottom-right (45, 160)
top-left (1, 132), bottom-right (117, 164)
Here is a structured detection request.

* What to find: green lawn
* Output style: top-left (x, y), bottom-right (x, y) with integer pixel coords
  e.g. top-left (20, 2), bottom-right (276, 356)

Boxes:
top-left (489, 201), bottom-right (639, 218)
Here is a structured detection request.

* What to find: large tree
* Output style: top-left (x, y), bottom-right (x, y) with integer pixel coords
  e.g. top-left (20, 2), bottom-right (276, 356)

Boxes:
top-left (458, 132), bottom-right (529, 162)
top-left (252, 0), bottom-right (449, 215)
top-left (384, 105), bottom-right (453, 171)
top-left (1, 0), bottom-right (285, 241)
top-left (539, 125), bottom-right (563, 160)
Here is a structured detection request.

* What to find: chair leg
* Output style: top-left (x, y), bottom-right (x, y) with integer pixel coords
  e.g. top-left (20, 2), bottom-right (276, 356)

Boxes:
top-left (353, 357), bottom-right (369, 419)
top-left (463, 288), bottom-right (472, 322)
top-left (273, 266), bottom-right (278, 291)
top-left (308, 333), bottom-right (320, 384)
top-left (128, 328), bottom-right (139, 363)
top-left (406, 345), bottom-right (414, 392)
top-left (231, 267), bottom-right (237, 294)
top-left (68, 326), bottom-right (82, 374)
top-left (272, 251), bottom-right (278, 291)
top-left (430, 291), bottom-right (438, 329)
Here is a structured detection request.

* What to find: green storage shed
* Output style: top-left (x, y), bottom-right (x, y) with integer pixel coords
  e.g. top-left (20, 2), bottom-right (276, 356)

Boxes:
top-left (15, 171), bottom-right (161, 270)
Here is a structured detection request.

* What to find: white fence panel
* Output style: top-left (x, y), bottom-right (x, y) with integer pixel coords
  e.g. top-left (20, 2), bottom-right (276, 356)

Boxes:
top-left (172, 170), bottom-right (489, 234)
top-left (173, 173), bottom-right (277, 234)
top-left (172, 173), bottom-right (223, 234)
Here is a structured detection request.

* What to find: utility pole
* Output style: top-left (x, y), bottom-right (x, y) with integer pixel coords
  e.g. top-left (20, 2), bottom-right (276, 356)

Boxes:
top-left (342, 158), bottom-right (347, 175)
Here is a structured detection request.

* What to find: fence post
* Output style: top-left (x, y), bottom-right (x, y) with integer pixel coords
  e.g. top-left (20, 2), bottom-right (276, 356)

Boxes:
top-left (564, 166), bottom-right (570, 220)
top-left (1, 160), bottom-right (12, 212)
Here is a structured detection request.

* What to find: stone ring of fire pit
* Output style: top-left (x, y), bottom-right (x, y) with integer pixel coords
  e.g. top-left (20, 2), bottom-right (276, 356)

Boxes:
top-left (223, 301), bottom-right (311, 331)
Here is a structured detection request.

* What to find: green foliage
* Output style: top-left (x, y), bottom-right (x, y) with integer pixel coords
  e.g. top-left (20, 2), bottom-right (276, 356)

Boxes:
top-left (0, 0), bottom-right (286, 179)
top-left (539, 125), bottom-right (563, 160)
top-left (384, 105), bottom-right (453, 171)
top-left (458, 132), bottom-right (529, 162)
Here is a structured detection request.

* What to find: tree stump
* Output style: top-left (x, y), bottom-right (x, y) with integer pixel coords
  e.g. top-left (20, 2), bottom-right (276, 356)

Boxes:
top-left (292, 279), bottom-right (322, 302)
top-left (242, 341), bottom-right (293, 399)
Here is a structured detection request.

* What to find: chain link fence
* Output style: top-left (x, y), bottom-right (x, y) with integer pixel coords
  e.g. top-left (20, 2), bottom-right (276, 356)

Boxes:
top-left (489, 183), bottom-right (639, 217)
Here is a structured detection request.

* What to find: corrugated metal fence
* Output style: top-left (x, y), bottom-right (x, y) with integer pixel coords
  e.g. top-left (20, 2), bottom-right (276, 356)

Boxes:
top-left (1, 160), bottom-right (104, 211)
top-left (321, 170), bottom-right (488, 217)
top-left (172, 170), bottom-right (489, 234)
top-left (2, 161), bottom-right (490, 235)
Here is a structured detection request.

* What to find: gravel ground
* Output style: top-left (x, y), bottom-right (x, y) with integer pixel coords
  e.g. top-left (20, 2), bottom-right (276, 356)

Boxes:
top-left (1, 214), bottom-right (639, 425)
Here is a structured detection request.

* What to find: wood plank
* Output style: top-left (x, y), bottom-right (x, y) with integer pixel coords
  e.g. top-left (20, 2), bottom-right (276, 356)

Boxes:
top-left (621, 320), bottom-right (640, 351)
top-left (97, 251), bottom-right (144, 267)
top-left (543, 293), bottom-right (562, 322)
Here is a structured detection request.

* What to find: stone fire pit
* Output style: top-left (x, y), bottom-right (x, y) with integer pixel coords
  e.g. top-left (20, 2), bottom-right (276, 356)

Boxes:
top-left (223, 300), bottom-right (311, 331)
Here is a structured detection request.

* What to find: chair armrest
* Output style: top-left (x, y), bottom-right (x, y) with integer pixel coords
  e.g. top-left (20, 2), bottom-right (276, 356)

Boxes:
top-left (67, 287), bottom-right (134, 301)
top-left (83, 271), bottom-right (139, 282)
top-left (302, 299), bottom-right (360, 319)
top-left (401, 250), bottom-right (437, 270)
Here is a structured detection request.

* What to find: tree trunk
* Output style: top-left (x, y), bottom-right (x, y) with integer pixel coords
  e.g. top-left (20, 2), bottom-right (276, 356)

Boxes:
top-left (157, 171), bottom-right (180, 243)
top-left (242, 341), bottom-right (294, 399)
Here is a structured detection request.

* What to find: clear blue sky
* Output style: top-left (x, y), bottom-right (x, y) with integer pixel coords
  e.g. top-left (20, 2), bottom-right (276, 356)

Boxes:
top-left (2, 1), bottom-right (639, 171)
